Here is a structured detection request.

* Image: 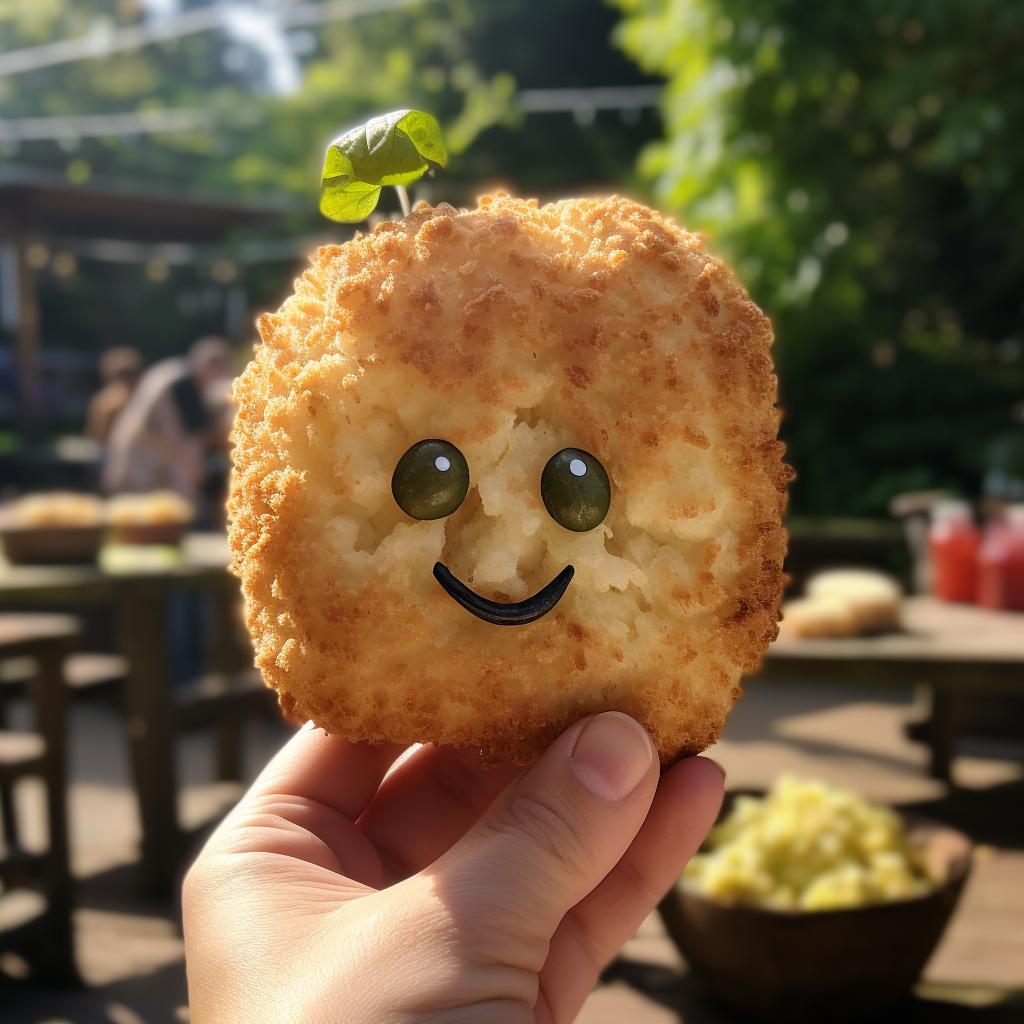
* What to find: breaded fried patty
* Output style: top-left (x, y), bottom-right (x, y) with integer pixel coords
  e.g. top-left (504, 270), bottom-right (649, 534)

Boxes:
top-left (229, 194), bottom-right (790, 765)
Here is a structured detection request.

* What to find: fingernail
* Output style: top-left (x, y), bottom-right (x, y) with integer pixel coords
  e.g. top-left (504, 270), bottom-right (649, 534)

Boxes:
top-left (707, 757), bottom-right (727, 780)
top-left (571, 712), bottom-right (654, 803)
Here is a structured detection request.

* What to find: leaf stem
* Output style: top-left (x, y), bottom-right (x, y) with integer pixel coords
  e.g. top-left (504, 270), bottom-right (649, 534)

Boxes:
top-left (395, 185), bottom-right (411, 217)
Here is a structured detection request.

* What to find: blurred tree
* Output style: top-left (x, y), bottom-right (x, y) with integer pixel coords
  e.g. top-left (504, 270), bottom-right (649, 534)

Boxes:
top-left (612, 0), bottom-right (1024, 516)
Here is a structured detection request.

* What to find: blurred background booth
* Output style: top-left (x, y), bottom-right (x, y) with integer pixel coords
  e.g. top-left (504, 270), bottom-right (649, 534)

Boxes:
top-left (0, 163), bottom-right (291, 489)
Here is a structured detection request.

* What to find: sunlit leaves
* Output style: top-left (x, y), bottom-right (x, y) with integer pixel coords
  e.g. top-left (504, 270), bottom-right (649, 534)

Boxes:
top-left (319, 109), bottom-right (447, 222)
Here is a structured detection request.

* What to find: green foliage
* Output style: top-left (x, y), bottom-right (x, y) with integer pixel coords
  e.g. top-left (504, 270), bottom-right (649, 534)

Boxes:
top-left (612, 0), bottom-right (1024, 515)
top-left (320, 109), bottom-right (447, 222)
top-left (0, 0), bottom-right (508, 205)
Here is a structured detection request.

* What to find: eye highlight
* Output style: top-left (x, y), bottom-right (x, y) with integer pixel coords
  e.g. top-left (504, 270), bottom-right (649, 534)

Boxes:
top-left (392, 439), bottom-right (469, 520)
top-left (541, 448), bottom-right (610, 532)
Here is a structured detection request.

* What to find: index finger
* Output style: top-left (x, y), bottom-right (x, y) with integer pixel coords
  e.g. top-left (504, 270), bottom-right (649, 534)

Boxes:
top-left (248, 721), bottom-right (407, 823)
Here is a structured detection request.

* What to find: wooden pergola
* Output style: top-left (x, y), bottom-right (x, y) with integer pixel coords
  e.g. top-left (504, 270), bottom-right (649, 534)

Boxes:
top-left (0, 163), bottom-right (292, 425)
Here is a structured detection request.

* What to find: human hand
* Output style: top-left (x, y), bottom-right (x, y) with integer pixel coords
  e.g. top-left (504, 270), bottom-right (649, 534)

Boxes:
top-left (183, 713), bottom-right (724, 1023)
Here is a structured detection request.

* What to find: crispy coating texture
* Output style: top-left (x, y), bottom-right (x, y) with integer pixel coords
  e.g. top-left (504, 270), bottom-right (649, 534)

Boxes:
top-left (229, 194), bottom-right (790, 766)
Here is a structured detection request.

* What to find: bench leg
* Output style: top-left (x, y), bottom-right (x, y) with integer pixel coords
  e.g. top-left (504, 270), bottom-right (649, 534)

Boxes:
top-left (33, 648), bottom-right (78, 985)
top-left (210, 587), bottom-right (254, 675)
top-left (0, 683), bottom-right (18, 852)
top-left (927, 688), bottom-right (958, 783)
top-left (0, 782), bottom-right (17, 851)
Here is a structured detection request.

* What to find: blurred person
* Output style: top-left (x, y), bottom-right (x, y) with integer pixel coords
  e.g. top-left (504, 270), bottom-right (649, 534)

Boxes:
top-left (184, 715), bottom-right (724, 1022)
top-left (103, 336), bottom-right (234, 502)
top-left (85, 346), bottom-right (142, 443)
top-left (103, 336), bottom-right (235, 685)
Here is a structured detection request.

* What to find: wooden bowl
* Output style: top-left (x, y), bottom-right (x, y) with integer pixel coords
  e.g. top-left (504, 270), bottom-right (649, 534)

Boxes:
top-left (110, 521), bottom-right (191, 545)
top-left (0, 525), bottom-right (105, 564)
top-left (658, 806), bottom-right (971, 1022)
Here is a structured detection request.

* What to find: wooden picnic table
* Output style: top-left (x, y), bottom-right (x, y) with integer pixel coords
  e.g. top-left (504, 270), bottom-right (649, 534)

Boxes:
top-left (0, 536), bottom-right (254, 896)
top-left (759, 596), bottom-right (1024, 782)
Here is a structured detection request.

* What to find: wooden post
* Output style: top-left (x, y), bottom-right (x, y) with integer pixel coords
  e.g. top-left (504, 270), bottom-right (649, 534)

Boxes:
top-left (116, 590), bottom-right (181, 898)
top-left (0, 232), bottom-right (43, 429)
top-left (210, 583), bottom-right (250, 782)
top-left (0, 661), bottom-right (17, 847)
top-left (209, 584), bottom-right (253, 675)
top-left (16, 238), bottom-right (41, 427)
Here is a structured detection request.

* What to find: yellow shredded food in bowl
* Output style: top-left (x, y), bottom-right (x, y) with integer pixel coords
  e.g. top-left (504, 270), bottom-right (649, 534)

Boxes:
top-left (683, 776), bottom-right (935, 911)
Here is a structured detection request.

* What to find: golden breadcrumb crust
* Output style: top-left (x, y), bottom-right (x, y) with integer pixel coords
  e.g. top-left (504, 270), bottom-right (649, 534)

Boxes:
top-left (229, 194), bottom-right (790, 766)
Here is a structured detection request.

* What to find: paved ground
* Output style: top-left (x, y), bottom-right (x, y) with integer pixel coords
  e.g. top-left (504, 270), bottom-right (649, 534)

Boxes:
top-left (1, 679), bottom-right (1023, 1023)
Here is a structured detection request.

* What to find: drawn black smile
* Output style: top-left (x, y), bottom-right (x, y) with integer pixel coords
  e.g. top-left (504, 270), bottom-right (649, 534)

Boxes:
top-left (433, 563), bottom-right (574, 625)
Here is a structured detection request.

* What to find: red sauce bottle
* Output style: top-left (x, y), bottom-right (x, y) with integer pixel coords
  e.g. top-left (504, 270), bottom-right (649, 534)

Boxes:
top-left (929, 500), bottom-right (979, 602)
top-left (977, 506), bottom-right (1024, 610)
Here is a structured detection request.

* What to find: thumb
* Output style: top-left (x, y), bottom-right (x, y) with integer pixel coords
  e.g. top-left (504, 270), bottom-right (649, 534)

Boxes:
top-left (428, 712), bottom-right (659, 966)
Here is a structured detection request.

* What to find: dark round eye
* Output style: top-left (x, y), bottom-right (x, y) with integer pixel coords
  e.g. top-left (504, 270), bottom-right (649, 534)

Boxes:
top-left (541, 448), bottom-right (610, 532)
top-left (392, 439), bottom-right (469, 520)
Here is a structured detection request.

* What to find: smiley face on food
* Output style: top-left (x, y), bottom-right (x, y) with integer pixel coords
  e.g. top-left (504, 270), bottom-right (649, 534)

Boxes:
top-left (228, 193), bottom-right (790, 766)
top-left (393, 439), bottom-right (605, 624)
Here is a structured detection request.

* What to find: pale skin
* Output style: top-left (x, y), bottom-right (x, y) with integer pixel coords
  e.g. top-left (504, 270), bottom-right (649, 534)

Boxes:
top-left (183, 711), bottom-right (724, 1023)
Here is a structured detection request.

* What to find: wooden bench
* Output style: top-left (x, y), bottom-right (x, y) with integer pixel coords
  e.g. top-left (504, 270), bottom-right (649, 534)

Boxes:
top-left (0, 613), bottom-right (80, 984)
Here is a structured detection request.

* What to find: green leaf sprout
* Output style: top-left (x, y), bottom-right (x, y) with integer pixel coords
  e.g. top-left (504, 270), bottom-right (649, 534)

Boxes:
top-left (320, 110), bottom-right (448, 223)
